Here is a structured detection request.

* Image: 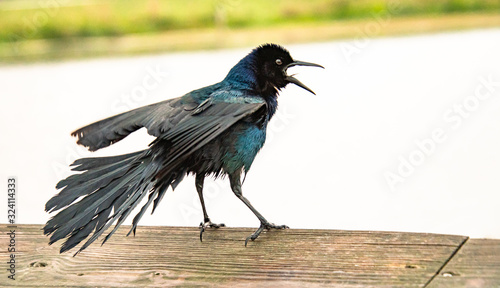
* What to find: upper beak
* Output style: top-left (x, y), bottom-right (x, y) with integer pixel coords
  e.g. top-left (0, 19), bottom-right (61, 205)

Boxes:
top-left (284, 60), bottom-right (324, 95)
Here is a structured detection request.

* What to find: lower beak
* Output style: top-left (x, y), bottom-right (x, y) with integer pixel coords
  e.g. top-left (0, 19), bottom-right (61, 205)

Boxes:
top-left (284, 60), bottom-right (324, 95)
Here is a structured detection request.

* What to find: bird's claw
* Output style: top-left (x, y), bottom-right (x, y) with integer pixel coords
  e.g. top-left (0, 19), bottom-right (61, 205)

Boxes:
top-left (244, 222), bottom-right (289, 246)
top-left (199, 220), bottom-right (225, 242)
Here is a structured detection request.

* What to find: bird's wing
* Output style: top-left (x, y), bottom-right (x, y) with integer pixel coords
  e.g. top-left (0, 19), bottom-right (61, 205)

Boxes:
top-left (72, 96), bottom-right (199, 151)
top-left (72, 90), bottom-right (266, 152)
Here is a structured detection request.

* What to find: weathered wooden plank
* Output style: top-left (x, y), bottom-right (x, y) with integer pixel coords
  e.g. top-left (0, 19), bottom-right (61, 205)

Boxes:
top-left (0, 224), bottom-right (467, 287)
top-left (427, 239), bottom-right (500, 288)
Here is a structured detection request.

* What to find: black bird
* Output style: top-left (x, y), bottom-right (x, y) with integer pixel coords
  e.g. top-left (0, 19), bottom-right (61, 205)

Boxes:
top-left (44, 44), bottom-right (323, 255)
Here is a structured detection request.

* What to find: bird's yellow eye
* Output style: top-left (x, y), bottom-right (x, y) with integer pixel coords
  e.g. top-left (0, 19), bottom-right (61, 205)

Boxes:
top-left (275, 59), bottom-right (282, 65)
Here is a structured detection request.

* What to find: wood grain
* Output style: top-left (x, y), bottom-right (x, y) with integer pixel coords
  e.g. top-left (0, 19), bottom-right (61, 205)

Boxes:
top-left (0, 224), bottom-right (470, 287)
top-left (427, 239), bottom-right (500, 288)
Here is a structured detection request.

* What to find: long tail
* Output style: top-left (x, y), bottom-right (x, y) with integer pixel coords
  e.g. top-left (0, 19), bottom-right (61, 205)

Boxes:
top-left (44, 150), bottom-right (178, 255)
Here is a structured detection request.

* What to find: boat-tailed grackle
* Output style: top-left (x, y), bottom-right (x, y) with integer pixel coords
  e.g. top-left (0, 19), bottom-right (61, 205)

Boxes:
top-left (44, 44), bottom-right (323, 255)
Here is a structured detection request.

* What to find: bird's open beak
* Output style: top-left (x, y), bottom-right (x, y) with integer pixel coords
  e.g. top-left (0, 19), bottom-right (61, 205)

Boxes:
top-left (284, 60), bottom-right (324, 95)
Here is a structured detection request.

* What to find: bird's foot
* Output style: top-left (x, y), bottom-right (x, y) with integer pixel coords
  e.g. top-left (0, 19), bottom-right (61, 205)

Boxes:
top-left (199, 220), bottom-right (225, 242)
top-left (245, 222), bottom-right (289, 246)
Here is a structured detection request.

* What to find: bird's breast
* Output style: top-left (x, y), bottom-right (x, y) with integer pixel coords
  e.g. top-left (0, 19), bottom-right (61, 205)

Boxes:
top-left (222, 122), bottom-right (267, 174)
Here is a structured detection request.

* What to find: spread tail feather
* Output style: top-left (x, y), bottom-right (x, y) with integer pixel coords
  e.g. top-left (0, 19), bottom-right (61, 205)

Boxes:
top-left (43, 150), bottom-right (177, 255)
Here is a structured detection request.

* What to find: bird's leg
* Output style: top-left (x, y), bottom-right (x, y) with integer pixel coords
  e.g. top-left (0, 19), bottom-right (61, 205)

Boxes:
top-left (196, 174), bottom-right (224, 242)
top-left (228, 171), bottom-right (288, 246)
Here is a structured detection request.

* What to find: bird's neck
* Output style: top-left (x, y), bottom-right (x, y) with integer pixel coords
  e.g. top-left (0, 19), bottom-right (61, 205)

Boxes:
top-left (224, 56), bottom-right (279, 119)
top-left (263, 93), bottom-right (278, 120)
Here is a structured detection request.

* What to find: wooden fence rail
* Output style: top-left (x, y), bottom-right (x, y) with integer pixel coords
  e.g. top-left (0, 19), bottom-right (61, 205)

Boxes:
top-left (0, 224), bottom-right (498, 287)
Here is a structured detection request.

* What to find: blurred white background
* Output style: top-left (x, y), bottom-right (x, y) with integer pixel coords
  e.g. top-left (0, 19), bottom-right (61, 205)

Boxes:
top-left (1, 28), bottom-right (500, 238)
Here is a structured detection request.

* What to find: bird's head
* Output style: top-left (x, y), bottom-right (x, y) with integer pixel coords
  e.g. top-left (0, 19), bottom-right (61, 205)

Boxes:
top-left (252, 43), bottom-right (324, 95)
